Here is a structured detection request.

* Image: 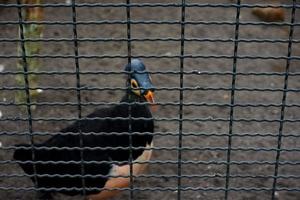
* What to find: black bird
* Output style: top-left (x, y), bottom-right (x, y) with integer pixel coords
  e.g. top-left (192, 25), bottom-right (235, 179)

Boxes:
top-left (13, 59), bottom-right (155, 200)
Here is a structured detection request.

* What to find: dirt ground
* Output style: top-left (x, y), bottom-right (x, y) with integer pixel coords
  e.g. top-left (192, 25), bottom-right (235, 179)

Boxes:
top-left (0, 0), bottom-right (300, 199)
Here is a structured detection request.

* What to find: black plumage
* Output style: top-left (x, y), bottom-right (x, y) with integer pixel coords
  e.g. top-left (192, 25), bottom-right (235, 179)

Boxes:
top-left (13, 59), bottom-right (155, 198)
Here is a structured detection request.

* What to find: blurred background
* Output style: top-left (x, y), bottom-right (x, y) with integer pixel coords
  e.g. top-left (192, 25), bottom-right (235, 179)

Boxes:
top-left (0, 0), bottom-right (299, 199)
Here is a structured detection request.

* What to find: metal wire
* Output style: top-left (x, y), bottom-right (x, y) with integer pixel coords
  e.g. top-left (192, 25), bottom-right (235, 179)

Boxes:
top-left (126, 0), bottom-right (134, 199)
top-left (71, 0), bottom-right (86, 195)
top-left (177, 1), bottom-right (185, 199)
top-left (271, 1), bottom-right (296, 199)
top-left (0, 3), bottom-right (300, 9)
top-left (16, 0), bottom-right (38, 189)
top-left (225, 1), bottom-right (240, 199)
top-left (0, 1), bottom-right (299, 200)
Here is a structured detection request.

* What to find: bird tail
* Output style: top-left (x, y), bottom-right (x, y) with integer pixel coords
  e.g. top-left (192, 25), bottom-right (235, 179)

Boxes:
top-left (13, 144), bottom-right (35, 175)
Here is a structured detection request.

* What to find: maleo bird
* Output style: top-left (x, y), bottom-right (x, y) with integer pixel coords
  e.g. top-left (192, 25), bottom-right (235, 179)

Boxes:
top-left (13, 59), bottom-right (155, 200)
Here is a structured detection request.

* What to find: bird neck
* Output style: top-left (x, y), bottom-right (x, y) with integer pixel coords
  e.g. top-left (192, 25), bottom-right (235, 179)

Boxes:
top-left (119, 92), bottom-right (152, 118)
top-left (121, 92), bottom-right (144, 103)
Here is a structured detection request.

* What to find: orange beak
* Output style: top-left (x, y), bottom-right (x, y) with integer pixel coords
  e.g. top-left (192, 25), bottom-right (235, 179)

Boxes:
top-left (144, 90), bottom-right (154, 103)
top-left (144, 91), bottom-right (157, 112)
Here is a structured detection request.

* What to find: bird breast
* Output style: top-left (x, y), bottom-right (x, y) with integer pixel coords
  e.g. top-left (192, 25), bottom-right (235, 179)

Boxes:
top-left (88, 142), bottom-right (153, 200)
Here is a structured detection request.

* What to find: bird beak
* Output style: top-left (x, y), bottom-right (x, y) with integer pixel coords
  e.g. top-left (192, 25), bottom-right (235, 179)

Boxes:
top-left (144, 90), bottom-right (157, 112)
top-left (144, 90), bottom-right (155, 103)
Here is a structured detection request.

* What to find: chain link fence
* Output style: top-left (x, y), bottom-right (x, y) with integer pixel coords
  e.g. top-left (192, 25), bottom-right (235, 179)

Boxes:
top-left (0, 0), bottom-right (299, 200)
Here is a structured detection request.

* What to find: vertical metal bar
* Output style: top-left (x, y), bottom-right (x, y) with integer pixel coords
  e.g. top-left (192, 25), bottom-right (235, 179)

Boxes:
top-left (271, 1), bottom-right (296, 199)
top-left (16, 0), bottom-right (38, 188)
top-left (225, 0), bottom-right (241, 199)
top-left (126, 0), bottom-right (132, 66)
top-left (71, 0), bottom-right (86, 195)
top-left (126, 0), bottom-right (133, 199)
top-left (177, 0), bottom-right (185, 199)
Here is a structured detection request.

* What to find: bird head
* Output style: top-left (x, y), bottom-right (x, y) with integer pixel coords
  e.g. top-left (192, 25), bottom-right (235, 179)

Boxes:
top-left (125, 59), bottom-right (155, 104)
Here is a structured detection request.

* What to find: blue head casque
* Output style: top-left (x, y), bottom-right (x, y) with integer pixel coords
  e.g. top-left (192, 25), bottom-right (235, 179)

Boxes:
top-left (125, 59), bottom-right (154, 99)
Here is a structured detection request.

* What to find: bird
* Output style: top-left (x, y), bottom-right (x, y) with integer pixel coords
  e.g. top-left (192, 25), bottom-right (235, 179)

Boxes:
top-left (13, 59), bottom-right (155, 200)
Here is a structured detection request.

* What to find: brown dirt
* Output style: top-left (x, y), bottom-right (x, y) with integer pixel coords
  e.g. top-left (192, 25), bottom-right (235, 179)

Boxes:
top-left (0, 0), bottom-right (299, 200)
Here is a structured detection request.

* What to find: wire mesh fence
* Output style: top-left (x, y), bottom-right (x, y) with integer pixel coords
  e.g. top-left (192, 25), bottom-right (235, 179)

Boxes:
top-left (0, 0), bottom-right (299, 200)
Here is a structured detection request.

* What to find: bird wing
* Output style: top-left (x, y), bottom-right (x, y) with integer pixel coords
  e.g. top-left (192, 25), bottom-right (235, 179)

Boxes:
top-left (13, 107), bottom-right (119, 195)
top-left (13, 105), bottom-right (153, 195)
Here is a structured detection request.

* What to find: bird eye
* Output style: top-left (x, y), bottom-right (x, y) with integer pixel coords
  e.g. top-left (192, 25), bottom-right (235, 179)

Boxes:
top-left (131, 79), bottom-right (139, 88)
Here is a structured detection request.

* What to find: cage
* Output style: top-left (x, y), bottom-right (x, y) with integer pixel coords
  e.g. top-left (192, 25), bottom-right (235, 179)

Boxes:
top-left (0, 0), bottom-right (299, 200)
